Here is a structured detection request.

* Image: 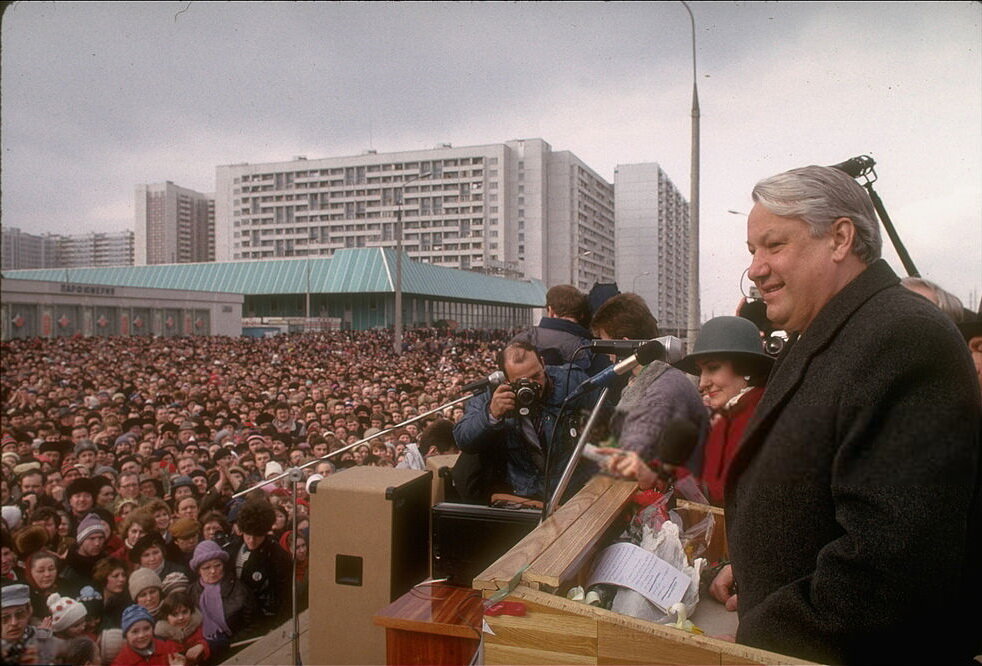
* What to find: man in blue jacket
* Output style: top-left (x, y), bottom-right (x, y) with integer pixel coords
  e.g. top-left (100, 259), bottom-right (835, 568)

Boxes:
top-left (453, 340), bottom-right (596, 505)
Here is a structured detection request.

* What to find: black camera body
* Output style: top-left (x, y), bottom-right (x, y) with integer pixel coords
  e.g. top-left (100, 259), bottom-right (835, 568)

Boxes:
top-left (509, 378), bottom-right (541, 417)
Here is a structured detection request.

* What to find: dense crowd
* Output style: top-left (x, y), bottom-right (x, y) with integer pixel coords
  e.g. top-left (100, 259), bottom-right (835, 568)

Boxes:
top-left (0, 328), bottom-right (513, 665)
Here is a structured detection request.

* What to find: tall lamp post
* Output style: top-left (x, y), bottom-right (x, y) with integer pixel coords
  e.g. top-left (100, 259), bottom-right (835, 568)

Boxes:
top-left (393, 171), bottom-right (431, 355)
top-left (632, 271), bottom-right (651, 292)
top-left (681, 1), bottom-right (701, 350)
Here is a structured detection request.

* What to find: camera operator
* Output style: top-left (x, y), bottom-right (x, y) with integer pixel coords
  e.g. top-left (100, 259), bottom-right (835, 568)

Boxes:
top-left (452, 340), bottom-right (596, 507)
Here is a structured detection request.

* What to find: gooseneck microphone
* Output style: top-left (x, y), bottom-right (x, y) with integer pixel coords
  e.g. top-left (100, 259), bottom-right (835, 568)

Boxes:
top-left (567, 340), bottom-right (664, 401)
top-left (460, 370), bottom-right (506, 394)
top-left (829, 155), bottom-right (875, 179)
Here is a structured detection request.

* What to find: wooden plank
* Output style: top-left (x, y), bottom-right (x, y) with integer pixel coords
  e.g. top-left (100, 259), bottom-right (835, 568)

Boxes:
top-left (220, 611), bottom-right (309, 666)
top-left (485, 643), bottom-right (597, 665)
top-left (484, 610), bottom-right (597, 658)
top-left (598, 621), bottom-right (721, 665)
top-left (525, 479), bottom-right (637, 588)
top-left (499, 587), bottom-right (813, 665)
top-left (473, 475), bottom-right (617, 590)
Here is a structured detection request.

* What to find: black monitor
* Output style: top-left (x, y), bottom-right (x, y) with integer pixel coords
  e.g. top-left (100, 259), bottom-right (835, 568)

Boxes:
top-left (431, 502), bottom-right (541, 587)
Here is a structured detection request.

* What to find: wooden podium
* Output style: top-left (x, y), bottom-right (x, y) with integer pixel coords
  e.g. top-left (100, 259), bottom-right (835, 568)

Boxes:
top-left (472, 475), bottom-right (813, 665)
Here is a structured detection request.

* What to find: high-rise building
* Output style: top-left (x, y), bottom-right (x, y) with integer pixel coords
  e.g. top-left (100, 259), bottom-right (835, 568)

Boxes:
top-left (1, 227), bottom-right (58, 270)
top-left (614, 163), bottom-right (690, 335)
top-left (2, 227), bottom-right (133, 270)
top-left (55, 230), bottom-right (134, 268)
top-left (214, 139), bottom-right (614, 290)
top-left (135, 182), bottom-right (215, 265)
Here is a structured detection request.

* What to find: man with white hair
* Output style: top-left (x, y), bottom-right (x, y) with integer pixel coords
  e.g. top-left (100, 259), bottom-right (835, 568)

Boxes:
top-left (723, 165), bottom-right (980, 664)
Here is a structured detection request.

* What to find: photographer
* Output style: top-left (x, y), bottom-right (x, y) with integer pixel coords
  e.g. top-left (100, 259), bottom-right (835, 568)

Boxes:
top-left (452, 340), bottom-right (596, 506)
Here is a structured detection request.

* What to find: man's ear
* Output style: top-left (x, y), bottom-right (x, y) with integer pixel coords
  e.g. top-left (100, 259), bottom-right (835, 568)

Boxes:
top-left (829, 217), bottom-right (856, 262)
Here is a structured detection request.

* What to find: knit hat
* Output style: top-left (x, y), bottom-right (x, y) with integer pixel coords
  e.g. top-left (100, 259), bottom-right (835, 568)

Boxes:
top-left (99, 628), bottom-right (124, 662)
top-left (1, 505), bottom-right (22, 531)
top-left (264, 461), bottom-right (283, 478)
top-left (161, 572), bottom-right (190, 597)
top-left (170, 517), bottom-right (200, 540)
top-left (128, 567), bottom-right (162, 601)
top-left (189, 539), bottom-right (228, 572)
top-left (76, 513), bottom-right (110, 544)
top-left (121, 603), bottom-right (154, 636)
top-left (47, 592), bottom-right (87, 633)
top-left (1, 583), bottom-right (30, 608)
top-left (78, 585), bottom-right (103, 618)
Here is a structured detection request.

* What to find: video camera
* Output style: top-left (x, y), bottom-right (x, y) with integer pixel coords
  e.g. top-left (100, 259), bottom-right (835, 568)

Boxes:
top-left (739, 287), bottom-right (788, 357)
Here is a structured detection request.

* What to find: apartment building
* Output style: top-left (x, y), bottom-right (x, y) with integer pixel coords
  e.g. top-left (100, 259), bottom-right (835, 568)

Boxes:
top-left (614, 163), bottom-right (690, 335)
top-left (214, 139), bottom-right (615, 291)
top-left (134, 181), bottom-right (215, 265)
top-left (1, 227), bottom-right (133, 270)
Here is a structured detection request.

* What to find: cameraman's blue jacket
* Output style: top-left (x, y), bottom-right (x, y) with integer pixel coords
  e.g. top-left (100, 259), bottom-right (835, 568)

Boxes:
top-left (453, 363), bottom-right (597, 500)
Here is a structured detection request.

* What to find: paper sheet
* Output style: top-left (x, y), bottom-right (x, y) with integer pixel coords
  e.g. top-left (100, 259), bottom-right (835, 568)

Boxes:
top-left (587, 542), bottom-right (690, 612)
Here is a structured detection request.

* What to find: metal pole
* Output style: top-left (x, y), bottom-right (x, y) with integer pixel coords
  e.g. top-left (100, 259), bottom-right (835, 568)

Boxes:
top-left (288, 467), bottom-right (302, 665)
top-left (232, 392), bottom-right (474, 499)
top-left (393, 172), bottom-right (431, 355)
top-left (681, 1), bottom-right (701, 351)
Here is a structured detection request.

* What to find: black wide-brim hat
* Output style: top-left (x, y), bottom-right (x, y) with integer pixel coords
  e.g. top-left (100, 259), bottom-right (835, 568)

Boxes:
top-left (674, 316), bottom-right (775, 376)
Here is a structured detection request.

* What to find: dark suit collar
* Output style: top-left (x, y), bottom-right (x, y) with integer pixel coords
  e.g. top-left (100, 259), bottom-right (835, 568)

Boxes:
top-left (727, 259), bottom-right (900, 492)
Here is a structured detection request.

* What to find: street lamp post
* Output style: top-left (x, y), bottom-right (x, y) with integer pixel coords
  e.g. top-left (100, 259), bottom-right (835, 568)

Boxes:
top-left (393, 171), bottom-right (431, 355)
top-left (681, 1), bottom-right (701, 351)
top-left (632, 271), bottom-right (651, 292)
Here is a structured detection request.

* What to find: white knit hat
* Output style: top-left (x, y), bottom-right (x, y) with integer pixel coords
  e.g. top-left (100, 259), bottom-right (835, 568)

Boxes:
top-left (47, 592), bottom-right (87, 633)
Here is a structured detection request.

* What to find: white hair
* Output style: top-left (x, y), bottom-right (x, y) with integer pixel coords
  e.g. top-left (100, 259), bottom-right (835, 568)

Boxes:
top-left (752, 166), bottom-right (882, 264)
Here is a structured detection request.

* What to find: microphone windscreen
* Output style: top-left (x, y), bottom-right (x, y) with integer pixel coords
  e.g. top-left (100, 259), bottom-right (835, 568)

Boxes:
top-left (659, 418), bottom-right (699, 467)
top-left (635, 340), bottom-right (665, 365)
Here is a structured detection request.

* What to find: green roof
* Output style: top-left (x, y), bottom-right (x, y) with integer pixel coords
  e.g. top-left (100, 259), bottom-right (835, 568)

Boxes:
top-left (3, 248), bottom-right (546, 306)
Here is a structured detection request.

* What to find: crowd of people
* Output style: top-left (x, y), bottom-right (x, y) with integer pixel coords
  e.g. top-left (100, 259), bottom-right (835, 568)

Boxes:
top-left (0, 328), bottom-right (512, 664)
top-left (2, 165), bottom-right (980, 666)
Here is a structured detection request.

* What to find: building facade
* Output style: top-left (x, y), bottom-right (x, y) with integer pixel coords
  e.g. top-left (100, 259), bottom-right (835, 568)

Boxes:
top-left (1, 227), bottom-right (58, 270)
top-left (2, 227), bottom-right (132, 270)
top-left (214, 139), bottom-right (615, 291)
top-left (135, 181), bottom-right (215, 265)
top-left (614, 163), bottom-right (690, 335)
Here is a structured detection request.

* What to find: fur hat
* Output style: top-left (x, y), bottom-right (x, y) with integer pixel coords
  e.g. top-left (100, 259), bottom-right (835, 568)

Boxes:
top-left (128, 532), bottom-right (167, 565)
top-left (76, 513), bottom-right (109, 544)
top-left (121, 604), bottom-right (154, 636)
top-left (128, 567), bottom-right (162, 601)
top-left (13, 525), bottom-right (49, 559)
top-left (47, 592), bottom-right (87, 633)
top-left (65, 477), bottom-right (96, 500)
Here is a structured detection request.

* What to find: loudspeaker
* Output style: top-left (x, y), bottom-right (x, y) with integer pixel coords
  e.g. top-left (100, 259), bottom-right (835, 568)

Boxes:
top-left (309, 467), bottom-right (431, 665)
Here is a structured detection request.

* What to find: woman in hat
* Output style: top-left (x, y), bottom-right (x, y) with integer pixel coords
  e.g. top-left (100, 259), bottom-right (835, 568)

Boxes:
top-left (672, 316), bottom-right (773, 507)
top-left (188, 539), bottom-right (257, 658)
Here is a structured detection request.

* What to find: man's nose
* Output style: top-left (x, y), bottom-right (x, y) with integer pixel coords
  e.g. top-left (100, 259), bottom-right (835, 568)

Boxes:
top-left (747, 253), bottom-right (768, 282)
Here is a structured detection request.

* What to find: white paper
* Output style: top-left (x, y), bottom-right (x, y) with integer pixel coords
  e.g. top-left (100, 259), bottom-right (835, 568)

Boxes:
top-left (587, 542), bottom-right (690, 613)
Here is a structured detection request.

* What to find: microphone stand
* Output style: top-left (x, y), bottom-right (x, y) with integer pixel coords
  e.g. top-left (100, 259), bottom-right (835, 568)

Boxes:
top-left (229, 391), bottom-right (476, 665)
top-left (543, 387), bottom-right (609, 521)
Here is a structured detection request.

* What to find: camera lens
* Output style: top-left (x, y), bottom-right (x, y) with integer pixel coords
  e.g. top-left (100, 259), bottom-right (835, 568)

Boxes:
top-left (764, 335), bottom-right (785, 356)
top-left (515, 386), bottom-right (537, 406)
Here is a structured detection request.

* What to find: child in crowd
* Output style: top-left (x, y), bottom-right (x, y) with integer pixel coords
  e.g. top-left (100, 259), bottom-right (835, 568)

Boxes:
top-left (47, 592), bottom-right (91, 640)
top-left (154, 591), bottom-right (210, 664)
top-left (112, 604), bottom-right (184, 666)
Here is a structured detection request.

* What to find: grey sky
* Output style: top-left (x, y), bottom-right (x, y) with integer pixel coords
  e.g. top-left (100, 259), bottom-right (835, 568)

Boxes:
top-left (3, 1), bottom-right (980, 318)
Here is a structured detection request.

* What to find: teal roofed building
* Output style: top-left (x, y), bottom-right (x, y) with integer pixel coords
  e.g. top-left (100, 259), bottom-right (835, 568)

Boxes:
top-left (2, 248), bottom-right (545, 338)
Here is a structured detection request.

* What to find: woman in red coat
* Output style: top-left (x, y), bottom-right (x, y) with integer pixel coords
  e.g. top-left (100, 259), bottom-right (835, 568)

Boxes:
top-left (673, 316), bottom-right (773, 506)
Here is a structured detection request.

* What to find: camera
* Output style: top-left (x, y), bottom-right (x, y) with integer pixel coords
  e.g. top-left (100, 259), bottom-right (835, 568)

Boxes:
top-left (509, 378), bottom-right (542, 417)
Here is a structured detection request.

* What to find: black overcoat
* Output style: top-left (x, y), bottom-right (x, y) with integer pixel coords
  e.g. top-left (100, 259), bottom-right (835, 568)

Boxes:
top-left (726, 260), bottom-right (981, 664)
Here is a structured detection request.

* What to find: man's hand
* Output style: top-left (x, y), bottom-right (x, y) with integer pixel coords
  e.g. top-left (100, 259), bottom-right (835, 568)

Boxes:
top-left (488, 383), bottom-right (516, 420)
top-left (593, 448), bottom-right (658, 490)
top-left (709, 564), bottom-right (738, 611)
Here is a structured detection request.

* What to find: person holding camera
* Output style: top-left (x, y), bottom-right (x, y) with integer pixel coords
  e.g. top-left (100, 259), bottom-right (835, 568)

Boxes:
top-left (452, 340), bottom-right (595, 507)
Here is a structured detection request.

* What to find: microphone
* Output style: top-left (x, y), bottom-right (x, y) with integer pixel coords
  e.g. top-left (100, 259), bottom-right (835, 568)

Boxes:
top-left (567, 340), bottom-right (664, 401)
top-left (460, 370), bottom-right (506, 394)
top-left (656, 418), bottom-right (699, 482)
top-left (829, 155), bottom-right (875, 179)
top-left (589, 339), bottom-right (651, 356)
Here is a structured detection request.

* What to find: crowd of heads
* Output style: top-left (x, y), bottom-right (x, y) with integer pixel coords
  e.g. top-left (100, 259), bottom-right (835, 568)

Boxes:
top-left (0, 327), bottom-right (512, 664)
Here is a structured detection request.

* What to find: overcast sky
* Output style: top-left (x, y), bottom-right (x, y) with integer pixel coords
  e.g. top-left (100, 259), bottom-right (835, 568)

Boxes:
top-left (2, 1), bottom-right (980, 318)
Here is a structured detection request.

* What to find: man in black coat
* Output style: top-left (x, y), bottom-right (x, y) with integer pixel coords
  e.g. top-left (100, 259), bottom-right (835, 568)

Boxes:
top-left (224, 497), bottom-right (292, 631)
top-left (724, 165), bottom-right (981, 664)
